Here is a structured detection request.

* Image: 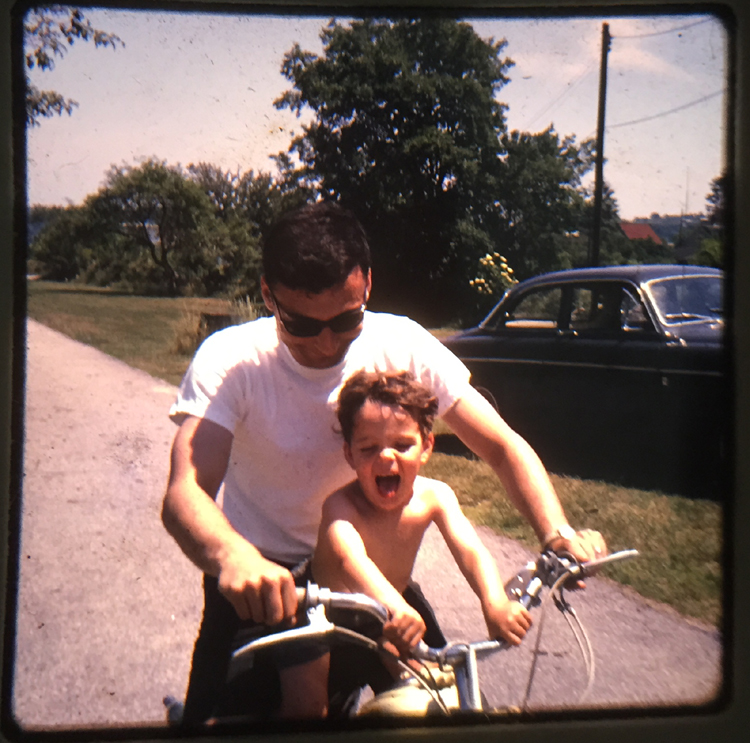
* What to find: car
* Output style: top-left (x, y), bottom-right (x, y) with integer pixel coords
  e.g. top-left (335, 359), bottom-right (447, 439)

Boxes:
top-left (442, 265), bottom-right (729, 496)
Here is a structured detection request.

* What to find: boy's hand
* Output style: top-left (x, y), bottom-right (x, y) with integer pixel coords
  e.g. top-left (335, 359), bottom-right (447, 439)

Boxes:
top-left (383, 604), bottom-right (427, 657)
top-left (485, 601), bottom-right (532, 646)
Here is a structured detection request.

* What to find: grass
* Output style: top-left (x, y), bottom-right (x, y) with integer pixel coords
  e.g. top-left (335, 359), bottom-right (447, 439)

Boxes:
top-left (423, 451), bottom-right (722, 625)
top-left (25, 280), bottom-right (723, 626)
top-left (26, 281), bottom-right (237, 385)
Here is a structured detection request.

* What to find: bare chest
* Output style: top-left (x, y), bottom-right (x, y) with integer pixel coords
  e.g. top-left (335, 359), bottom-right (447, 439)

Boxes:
top-left (358, 509), bottom-right (432, 592)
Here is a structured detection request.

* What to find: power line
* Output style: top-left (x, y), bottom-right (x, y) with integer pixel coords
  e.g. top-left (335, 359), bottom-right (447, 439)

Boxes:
top-left (606, 89), bottom-right (725, 130)
top-left (523, 61), bottom-right (597, 130)
top-left (613, 17), bottom-right (713, 39)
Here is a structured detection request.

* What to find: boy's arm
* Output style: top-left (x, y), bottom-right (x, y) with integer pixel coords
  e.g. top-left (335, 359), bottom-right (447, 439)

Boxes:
top-left (314, 502), bottom-right (426, 652)
top-left (430, 482), bottom-right (531, 644)
top-left (317, 516), bottom-right (404, 606)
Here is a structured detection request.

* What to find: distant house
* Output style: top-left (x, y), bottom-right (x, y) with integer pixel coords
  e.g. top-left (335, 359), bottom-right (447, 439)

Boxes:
top-left (619, 221), bottom-right (663, 245)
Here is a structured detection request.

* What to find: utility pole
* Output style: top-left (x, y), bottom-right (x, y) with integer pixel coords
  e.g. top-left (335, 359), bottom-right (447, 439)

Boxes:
top-left (589, 23), bottom-right (611, 267)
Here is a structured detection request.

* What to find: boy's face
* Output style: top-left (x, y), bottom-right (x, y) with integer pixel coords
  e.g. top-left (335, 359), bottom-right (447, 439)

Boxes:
top-left (344, 400), bottom-right (434, 512)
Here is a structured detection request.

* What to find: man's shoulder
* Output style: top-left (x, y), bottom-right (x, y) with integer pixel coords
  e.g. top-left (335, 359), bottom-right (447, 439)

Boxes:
top-left (194, 317), bottom-right (277, 365)
top-left (363, 311), bottom-right (425, 334)
top-left (358, 312), bottom-right (441, 358)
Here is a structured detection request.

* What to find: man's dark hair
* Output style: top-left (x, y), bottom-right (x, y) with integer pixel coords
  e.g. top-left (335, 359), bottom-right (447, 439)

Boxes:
top-left (262, 201), bottom-right (371, 292)
top-left (337, 370), bottom-right (438, 444)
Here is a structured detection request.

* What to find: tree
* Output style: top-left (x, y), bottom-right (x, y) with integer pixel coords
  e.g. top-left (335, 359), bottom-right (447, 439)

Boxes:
top-left (692, 173), bottom-right (727, 268)
top-left (275, 17), bottom-right (515, 325)
top-left (493, 127), bottom-right (595, 279)
top-left (186, 162), bottom-right (312, 240)
top-left (275, 18), bottom-right (598, 325)
top-left (92, 160), bottom-right (217, 294)
top-left (30, 159), bottom-right (263, 296)
top-left (24, 6), bottom-right (123, 126)
top-left (693, 237), bottom-right (723, 268)
top-left (28, 204), bottom-right (93, 280)
top-left (27, 203), bottom-right (65, 243)
top-left (705, 173), bottom-right (727, 228)
top-left (89, 159), bottom-right (261, 296)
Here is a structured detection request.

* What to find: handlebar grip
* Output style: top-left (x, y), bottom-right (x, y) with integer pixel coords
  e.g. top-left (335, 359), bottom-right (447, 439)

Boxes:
top-left (580, 549), bottom-right (639, 576)
top-left (296, 583), bottom-right (391, 624)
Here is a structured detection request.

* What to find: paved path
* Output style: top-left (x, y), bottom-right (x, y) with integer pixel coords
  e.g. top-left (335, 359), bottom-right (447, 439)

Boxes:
top-left (10, 320), bottom-right (723, 730)
top-left (14, 321), bottom-right (202, 729)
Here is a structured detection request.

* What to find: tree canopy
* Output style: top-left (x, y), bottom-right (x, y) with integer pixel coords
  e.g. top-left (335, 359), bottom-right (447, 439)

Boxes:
top-left (30, 160), bottom-right (263, 297)
top-left (24, 6), bottom-right (123, 125)
top-left (28, 15), bottom-right (691, 316)
top-left (494, 127), bottom-right (595, 278)
top-left (690, 173), bottom-right (727, 268)
top-left (186, 162), bottom-right (312, 240)
top-left (275, 17), bottom-right (596, 325)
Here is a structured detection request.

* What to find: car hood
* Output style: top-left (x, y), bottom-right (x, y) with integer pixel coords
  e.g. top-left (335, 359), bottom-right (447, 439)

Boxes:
top-left (443, 327), bottom-right (485, 341)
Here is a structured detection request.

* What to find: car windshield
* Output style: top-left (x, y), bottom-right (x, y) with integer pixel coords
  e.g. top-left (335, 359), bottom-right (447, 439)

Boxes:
top-left (646, 275), bottom-right (723, 325)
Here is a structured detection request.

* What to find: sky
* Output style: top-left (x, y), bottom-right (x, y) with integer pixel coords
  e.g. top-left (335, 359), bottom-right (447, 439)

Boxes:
top-left (22, 6), bottom-right (729, 221)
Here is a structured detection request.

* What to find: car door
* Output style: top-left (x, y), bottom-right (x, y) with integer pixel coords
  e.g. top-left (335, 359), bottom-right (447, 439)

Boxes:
top-left (452, 283), bottom-right (576, 463)
top-left (558, 281), bottom-right (669, 481)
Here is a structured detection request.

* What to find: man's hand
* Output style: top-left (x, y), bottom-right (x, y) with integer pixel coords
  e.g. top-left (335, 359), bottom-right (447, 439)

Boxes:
top-left (546, 528), bottom-right (608, 563)
top-left (217, 541), bottom-right (298, 625)
top-left (383, 603), bottom-right (426, 657)
top-left (546, 528), bottom-right (608, 588)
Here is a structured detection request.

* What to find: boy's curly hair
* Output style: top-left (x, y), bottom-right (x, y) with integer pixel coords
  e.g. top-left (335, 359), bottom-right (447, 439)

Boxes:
top-left (337, 370), bottom-right (438, 444)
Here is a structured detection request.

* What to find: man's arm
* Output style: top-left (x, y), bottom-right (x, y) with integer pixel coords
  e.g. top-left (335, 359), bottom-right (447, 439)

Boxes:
top-left (441, 386), bottom-right (606, 562)
top-left (162, 415), bottom-right (297, 624)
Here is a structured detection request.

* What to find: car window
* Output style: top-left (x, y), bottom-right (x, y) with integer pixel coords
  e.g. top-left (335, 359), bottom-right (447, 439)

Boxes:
top-left (569, 285), bottom-right (622, 332)
top-left (647, 275), bottom-right (723, 325)
top-left (621, 289), bottom-right (652, 332)
top-left (502, 287), bottom-right (562, 330)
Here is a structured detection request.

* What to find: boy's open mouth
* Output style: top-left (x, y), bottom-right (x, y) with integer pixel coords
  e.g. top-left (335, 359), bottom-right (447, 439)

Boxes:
top-left (375, 475), bottom-right (400, 497)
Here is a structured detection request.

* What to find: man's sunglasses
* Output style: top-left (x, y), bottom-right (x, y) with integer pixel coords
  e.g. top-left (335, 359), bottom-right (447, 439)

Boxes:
top-left (269, 287), bottom-right (367, 338)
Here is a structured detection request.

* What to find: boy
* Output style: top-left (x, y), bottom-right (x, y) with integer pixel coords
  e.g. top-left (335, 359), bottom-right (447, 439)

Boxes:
top-left (312, 369), bottom-right (532, 678)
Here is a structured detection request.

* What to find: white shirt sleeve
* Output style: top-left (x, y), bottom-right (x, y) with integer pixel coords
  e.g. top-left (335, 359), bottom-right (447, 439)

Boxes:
top-left (408, 323), bottom-right (473, 416)
top-left (168, 327), bottom-right (248, 433)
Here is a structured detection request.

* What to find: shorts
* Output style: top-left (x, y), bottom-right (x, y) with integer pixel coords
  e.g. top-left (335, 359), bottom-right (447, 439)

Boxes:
top-left (180, 560), bottom-right (446, 724)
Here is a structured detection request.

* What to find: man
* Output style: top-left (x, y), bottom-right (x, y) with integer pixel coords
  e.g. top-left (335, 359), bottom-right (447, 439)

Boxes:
top-left (162, 201), bottom-right (607, 723)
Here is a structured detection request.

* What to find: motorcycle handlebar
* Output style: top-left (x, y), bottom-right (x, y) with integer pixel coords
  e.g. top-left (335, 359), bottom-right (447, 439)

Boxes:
top-left (294, 549), bottom-right (638, 645)
top-left (231, 549), bottom-right (638, 680)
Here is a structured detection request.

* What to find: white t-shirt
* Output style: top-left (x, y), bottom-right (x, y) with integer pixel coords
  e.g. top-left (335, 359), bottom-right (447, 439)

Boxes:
top-left (170, 311), bottom-right (472, 564)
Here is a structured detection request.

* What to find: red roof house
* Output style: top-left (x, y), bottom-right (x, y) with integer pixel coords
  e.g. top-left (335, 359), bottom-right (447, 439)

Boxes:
top-left (620, 221), bottom-right (663, 245)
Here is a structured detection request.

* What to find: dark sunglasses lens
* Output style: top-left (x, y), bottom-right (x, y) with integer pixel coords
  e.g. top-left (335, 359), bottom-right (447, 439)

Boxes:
top-left (329, 309), bottom-right (365, 333)
top-left (283, 317), bottom-right (325, 337)
top-left (284, 309), bottom-right (364, 337)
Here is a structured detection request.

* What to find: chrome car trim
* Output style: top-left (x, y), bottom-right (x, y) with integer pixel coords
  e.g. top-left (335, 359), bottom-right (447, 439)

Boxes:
top-left (459, 357), bottom-right (724, 377)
